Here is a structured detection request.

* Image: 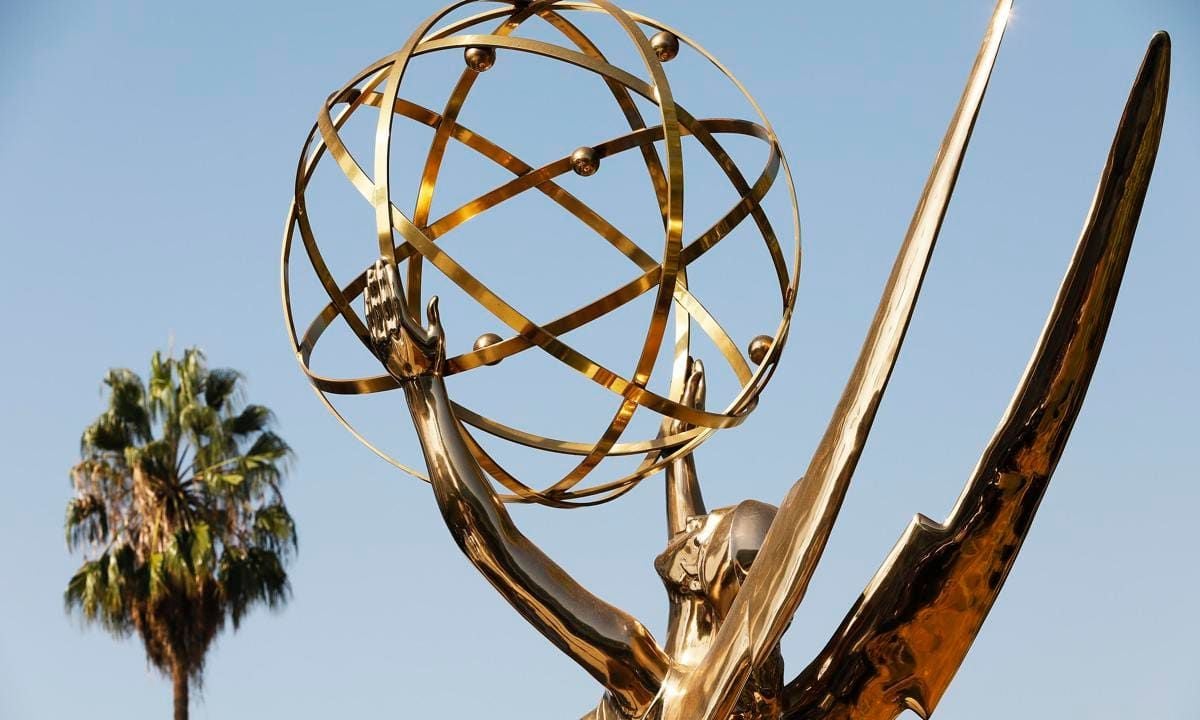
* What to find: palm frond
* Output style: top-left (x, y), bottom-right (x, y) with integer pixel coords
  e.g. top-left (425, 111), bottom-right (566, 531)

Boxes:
top-left (218, 547), bottom-right (291, 629)
top-left (65, 494), bottom-right (109, 551)
top-left (103, 369), bottom-right (151, 440)
top-left (204, 369), bottom-right (242, 412)
top-left (253, 504), bottom-right (298, 554)
top-left (65, 346), bottom-right (297, 689)
top-left (225, 405), bottom-right (274, 437)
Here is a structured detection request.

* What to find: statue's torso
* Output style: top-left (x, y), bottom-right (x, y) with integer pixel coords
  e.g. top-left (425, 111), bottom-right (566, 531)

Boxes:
top-left (584, 648), bottom-right (783, 720)
top-left (583, 500), bottom-right (786, 720)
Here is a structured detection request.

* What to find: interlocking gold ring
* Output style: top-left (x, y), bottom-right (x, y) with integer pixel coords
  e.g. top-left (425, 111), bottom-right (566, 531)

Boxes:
top-left (281, 0), bottom-right (801, 507)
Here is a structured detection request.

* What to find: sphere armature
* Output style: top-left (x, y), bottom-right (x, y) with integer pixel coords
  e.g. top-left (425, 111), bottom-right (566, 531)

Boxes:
top-left (282, 0), bottom-right (801, 506)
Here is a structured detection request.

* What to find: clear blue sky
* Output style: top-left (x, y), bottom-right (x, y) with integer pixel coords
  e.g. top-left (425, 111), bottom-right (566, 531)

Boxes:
top-left (1, 1), bottom-right (1197, 718)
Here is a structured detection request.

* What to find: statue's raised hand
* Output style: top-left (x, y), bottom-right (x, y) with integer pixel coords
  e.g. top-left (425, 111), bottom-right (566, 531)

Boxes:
top-left (662, 358), bottom-right (706, 437)
top-left (365, 259), bottom-right (446, 380)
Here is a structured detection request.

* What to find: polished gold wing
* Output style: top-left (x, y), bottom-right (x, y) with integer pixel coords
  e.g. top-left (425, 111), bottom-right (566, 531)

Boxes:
top-left (654, 16), bottom-right (1170, 720)
top-left (654, 3), bottom-right (1013, 718)
top-left (779, 32), bottom-right (1170, 720)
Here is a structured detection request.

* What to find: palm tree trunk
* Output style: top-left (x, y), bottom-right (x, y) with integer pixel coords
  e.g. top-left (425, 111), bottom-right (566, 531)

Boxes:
top-left (172, 665), bottom-right (189, 720)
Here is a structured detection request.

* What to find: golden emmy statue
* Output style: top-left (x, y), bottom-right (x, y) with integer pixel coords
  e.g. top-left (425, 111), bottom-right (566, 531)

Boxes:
top-left (280, 2), bottom-right (1170, 718)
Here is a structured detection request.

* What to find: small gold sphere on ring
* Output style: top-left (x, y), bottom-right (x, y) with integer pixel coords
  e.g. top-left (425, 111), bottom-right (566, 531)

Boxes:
top-left (650, 31), bottom-right (680, 62)
top-left (571, 146), bottom-right (600, 177)
top-left (748, 335), bottom-right (774, 365)
top-left (474, 333), bottom-right (504, 366)
top-left (464, 46), bottom-right (496, 73)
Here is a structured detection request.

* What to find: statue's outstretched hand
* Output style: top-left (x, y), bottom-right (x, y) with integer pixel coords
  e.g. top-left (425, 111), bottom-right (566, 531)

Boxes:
top-left (365, 258), bottom-right (446, 380)
top-left (662, 358), bottom-right (706, 437)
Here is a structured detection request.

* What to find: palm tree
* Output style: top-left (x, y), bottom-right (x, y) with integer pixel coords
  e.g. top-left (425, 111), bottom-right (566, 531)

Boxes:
top-left (64, 348), bottom-right (297, 720)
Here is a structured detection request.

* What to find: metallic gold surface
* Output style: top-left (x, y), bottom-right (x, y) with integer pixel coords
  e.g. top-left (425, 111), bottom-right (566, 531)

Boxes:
top-left (281, 0), bottom-right (801, 506)
top-left (653, 4), bottom-right (1015, 718)
top-left (780, 31), bottom-right (1170, 720)
top-left (282, 2), bottom-right (1171, 718)
top-left (570, 146), bottom-right (600, 177)
top-left (365, 258), bottom-right (669, 716)
top-left (472, 333), bottom-right (504, 365)
top-left (747, 335), bottom-right (773, 366)
top-left (651, 32), bottom-right (680, 63)
top-left (464, 45), bottom-right (496, 72)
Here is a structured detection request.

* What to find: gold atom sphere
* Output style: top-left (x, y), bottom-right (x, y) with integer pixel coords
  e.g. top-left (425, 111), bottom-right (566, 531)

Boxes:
top-left (650, 31), bottom-right (680, 63)
top-left (748, 335), bottom-right (774, 366)
top-left (464, 46), bottom-right (497, 72)
top-left (281, 0), bottom-right (801, 507)
top-left (570, 146), bottom-right (601, 177)
top-left (473, 333), bottom-right (504, 366)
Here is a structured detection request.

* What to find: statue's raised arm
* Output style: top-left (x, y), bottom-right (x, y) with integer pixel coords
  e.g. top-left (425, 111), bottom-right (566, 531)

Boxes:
top-left (364, 260), bottom-right (668, 718)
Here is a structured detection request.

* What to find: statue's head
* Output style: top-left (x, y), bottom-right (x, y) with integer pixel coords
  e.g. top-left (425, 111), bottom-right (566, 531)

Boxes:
top-left (656, 499), bottom-right (778, 618)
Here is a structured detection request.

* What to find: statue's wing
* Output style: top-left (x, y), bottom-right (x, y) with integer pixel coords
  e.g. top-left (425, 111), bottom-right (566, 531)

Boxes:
top-left (655, 3), bottom-right (1014, 719)
top-left (781, 32), bottom-right (1171, 720)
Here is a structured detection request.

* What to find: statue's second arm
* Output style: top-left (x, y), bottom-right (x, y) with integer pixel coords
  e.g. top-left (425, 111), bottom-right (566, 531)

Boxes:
top-left (364, 260), bottom-right (668, 718)
top-left (365, 261), bottom-right (786, 720)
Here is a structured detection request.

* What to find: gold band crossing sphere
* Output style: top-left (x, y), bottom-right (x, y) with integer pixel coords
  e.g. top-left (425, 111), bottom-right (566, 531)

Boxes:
top-left (281, 0), bottom-right (801, 507)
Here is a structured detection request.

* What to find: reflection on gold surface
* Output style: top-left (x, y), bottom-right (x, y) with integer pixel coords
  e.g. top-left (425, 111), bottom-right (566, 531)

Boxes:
top-left (281, 0), bottom-right (801, 506)
top-left (282, 2), bottom-right (1170, 718)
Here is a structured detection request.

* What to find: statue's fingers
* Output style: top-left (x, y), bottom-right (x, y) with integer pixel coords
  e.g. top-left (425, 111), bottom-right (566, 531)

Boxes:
top-left (365, 263), bottom-right (383, 342)
top-left (382, 262), bottom-right (403, 338)
top-left (690, 359), bottom-right (707, 410)
top-left (375, 262), bottom-right (392, 335)
top-left (383, 260), bottom-right (402, 303)
top-left (381, 262), bottom-right (418, 341)
top-left (679, 359), bottom-right (706, 411)
top-left (680, 374), bottom-right (699, 411)
top-left (425, 296), bottom-right (443, 339)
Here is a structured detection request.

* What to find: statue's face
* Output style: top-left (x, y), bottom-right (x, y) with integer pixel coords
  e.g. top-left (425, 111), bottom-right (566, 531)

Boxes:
top-left (655, 500), bottom-right (778, 619)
